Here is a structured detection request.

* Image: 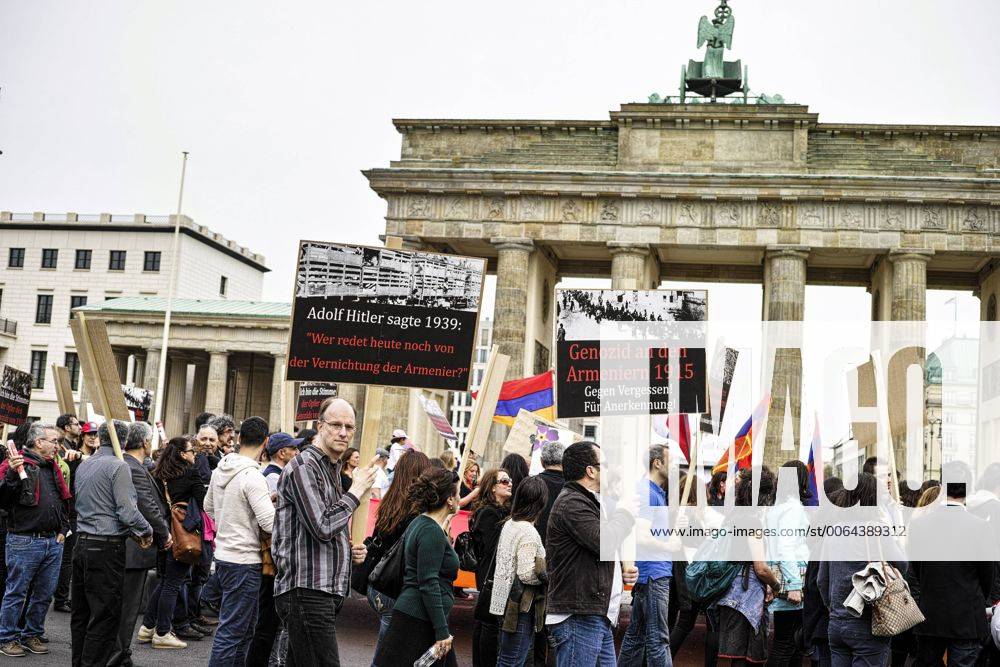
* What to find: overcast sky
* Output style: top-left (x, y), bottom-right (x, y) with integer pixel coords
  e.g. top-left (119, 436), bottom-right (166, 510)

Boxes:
top-left (1, 0), bottom-right (995, 326)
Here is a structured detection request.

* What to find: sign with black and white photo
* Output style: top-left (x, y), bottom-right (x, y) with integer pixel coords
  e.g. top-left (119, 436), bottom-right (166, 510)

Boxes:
top-left (122, 385), bottom-right (153, 422)
top-left (555, 289), bottom-right (708, 418)
top-left (295, 382), bottom-right (338, 422)
top-left (286, 241), bottom-right (486, 391)
top-left (0, 365), bottom-right (32, 426)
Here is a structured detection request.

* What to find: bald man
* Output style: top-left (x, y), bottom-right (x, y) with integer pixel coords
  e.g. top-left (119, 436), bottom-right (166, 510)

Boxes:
top-left (270, 397), bottom-right (376, 666)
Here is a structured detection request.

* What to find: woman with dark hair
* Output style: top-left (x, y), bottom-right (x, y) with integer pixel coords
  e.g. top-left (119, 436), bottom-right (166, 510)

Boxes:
top-left (340, 446), bottom-right (360, 494)
top-left (138, 436), bottom-right (207, 648)
top-left (361, 450), bottom-right (431, 658)
top-left (471, 468), bottom-right (513, 667)
top-left (373, 468), bottom-right (460, 667)
top-left (489, 477), bottom-right (549, 667)
top-left (500, 453), bottom-right (529, 494)
top-left (817, 473), bottom-right (907, 667)
top-left (717, 466), bottom-right (782, 667)
top-left (765, 461), bottom-right (812, 667)
top-left (708, 470), bottom-right (727, 506)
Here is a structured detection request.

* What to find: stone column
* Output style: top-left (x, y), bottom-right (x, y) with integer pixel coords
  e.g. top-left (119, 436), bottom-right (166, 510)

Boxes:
top-left (762, 246), bottom-right (809, 321)
top-left (491, 238), bottom-right (535, 379)
top-left (165, 357), bottom-right (188, 438)
top-left (378, 389), bottom-right (413, 450)
top-left (143, 348), bottom-right (161, 391)
top-left (608, 243), bottom-right (655, 290)
top-left (113, 352), bottom-right (129, 385)
top-left (888, 250), bottom-right (933, 321)
top-left (335, 383), bottom-right (364, 446)
top-left (762, 246), bottom-right (809, 470)
top-left (189, 363), bottom-right (208, 431)
top-left (483, 238), bottom-right (535, 468)
top-left (269, 353), bottom-right (287, 430)
top-left (205, 351), bottom-right (229, 416)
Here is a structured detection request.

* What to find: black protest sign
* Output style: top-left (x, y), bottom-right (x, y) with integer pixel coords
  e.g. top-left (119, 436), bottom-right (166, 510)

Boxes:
top-left (555, 289), bottom-right (708, 418)
top-left (286, 242), bottom-right (486, 391)
top-left (0, 365), bottom-right (32, 426)
top-left (295, 383), bottom-right (338, 422)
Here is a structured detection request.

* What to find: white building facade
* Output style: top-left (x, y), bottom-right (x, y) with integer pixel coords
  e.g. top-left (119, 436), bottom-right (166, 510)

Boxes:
top-left (0, 211), bottom-right (268, 420)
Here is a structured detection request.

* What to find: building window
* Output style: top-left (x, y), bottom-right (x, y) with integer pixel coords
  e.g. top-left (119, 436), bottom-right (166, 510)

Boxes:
top-left (219, 275), bottom-right (228, 297)
top-left (65, 352), bottom-right (81, 391)
top-left (69, 295), bottom-right (88, 321)
top-left (143, 251), bottom-right (162, 272)
top-left (75, 249), bottom-right (92, 270)
top-left (109, 250), bottom-right (127, 271)
top-left (30, 351), bottom-right (47, 389)
top-left (35, 294), bottom-right (53, 324)
top-left (8, 248), bottom-right (24, 268)
top-left (584, 425), bottom-right (597, 439)
top-left (41, 249), bottom-right (58, 269)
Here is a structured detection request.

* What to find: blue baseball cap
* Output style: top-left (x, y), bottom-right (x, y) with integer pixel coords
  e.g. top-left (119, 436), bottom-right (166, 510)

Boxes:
top-left (266, 432), bottom-right (303, 456)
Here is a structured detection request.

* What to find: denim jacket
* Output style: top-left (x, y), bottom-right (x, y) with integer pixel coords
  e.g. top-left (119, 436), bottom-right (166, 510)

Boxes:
top-left (717, 564), bottom-right (767, 633)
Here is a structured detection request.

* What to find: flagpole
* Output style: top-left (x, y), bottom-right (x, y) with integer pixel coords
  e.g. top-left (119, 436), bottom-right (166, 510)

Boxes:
top-left (151, 151), bottom-right (189, 448)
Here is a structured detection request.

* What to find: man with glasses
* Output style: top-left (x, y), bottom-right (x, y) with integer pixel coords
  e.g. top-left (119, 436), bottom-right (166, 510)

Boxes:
top-left (0, 422), bottom-right (71, 657)
top-left (545, 441), bottom-right (638, 667)
top-left (272, 397), bottom-right (376, 666)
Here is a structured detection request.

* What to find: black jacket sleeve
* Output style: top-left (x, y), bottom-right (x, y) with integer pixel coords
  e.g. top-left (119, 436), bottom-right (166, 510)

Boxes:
top-left (132, 464), bottom-right (170, 546)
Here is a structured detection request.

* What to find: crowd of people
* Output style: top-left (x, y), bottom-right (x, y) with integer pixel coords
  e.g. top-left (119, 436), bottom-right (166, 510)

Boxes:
top-left (0, 397), bottom-right (999, 667)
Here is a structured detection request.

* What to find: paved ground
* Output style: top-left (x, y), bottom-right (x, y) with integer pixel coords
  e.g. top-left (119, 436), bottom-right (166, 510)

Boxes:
top-left (25, 591), bottom-right (715, 666)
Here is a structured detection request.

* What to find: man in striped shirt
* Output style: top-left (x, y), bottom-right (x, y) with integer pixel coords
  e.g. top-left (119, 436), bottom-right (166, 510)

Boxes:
top-left (272, 397), bottom-right (375, 666)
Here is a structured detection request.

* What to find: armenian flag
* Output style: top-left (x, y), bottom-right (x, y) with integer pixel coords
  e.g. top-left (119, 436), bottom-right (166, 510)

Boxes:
top-left (713, 394), bottom-right (771, 474)
top-left (491, 371), bottom-right (555, 427)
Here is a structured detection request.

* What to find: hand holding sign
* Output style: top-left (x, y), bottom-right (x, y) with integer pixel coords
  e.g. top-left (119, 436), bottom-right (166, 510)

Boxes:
top-left (5, 441), bottom-right (26, 480)
top-left (347, 464), bottom-right (377, 499)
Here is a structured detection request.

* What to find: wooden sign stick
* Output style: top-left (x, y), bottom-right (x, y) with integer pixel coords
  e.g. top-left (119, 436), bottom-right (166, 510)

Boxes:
top-left (459, 345), bottom-right (509, 481)
top-left (52, 365), bottom-right (75, 416)
top-left (350, 235), bottom-right (402, 545)
top-left (681, 419), bottom-right (699, 508)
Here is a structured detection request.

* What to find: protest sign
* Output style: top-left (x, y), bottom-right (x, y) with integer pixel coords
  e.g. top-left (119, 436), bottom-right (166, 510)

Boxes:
top-left (52, 365), bottom-right (76, 415)
top-left (555, 289), bottom-right (708, 418)
top-left (123, 385), bottom-right (153, 422)
top-left (286, 241), bottom-right (486, 392)
top-left (502, 408), bottom-right (581, 474)
top-left (71, 313), bottom-right (128, 458)
top-left (417, 393), bottom-right (458, 443)
top-left (294, 382), bottom-right (338, 422)
top-left (0, 365), bottom-right (32, 426)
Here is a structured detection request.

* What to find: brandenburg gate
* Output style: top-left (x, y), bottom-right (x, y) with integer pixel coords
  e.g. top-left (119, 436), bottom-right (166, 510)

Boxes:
top-left (361, 4), bottom-right (1000, 469)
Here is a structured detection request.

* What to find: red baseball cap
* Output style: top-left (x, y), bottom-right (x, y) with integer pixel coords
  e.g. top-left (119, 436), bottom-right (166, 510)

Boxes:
top-left (80, 422), bottom-right (99, 434)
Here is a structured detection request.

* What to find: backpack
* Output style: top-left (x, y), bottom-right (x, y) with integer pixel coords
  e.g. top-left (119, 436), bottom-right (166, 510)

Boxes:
top-left (684, 534), bottom-right (742, 605)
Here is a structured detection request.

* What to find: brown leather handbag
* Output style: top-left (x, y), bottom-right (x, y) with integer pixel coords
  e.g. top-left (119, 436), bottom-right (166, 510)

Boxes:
top-left (260, 530), bottom-right (276, 576)
top-left (164, 483), bottom-right (202, 565)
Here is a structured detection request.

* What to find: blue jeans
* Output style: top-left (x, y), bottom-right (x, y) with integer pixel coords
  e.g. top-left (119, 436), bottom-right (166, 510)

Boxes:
top-left (550, 614), bottom-right (617, 667)
top-left (829, 617), bottom-right (891, 667)
top-left (498, 611), bottom-right (535, 667)
top-left (0, 534), bottom-right (62, 643)
top-left (619, 576), bottom-right (672, 667)
top-left (143, 550), bottom-right (192, 635)
top-left (208, 561), bottom-right (262, 667)
top-left (366, 586), bottom-right (395, 666)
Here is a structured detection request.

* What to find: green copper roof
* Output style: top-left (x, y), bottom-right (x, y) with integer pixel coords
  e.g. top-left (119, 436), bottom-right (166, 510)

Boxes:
top-left (76, 297), bottom-right (290, 319)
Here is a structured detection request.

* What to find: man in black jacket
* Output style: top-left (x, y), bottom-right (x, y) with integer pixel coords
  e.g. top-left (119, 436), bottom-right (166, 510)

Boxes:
top-left (546, 441), bottom-right (637, 667)
top-left (911, 469), bottom-right (994, 667)
top-left (535, 440), bottom-right (565, 546)
top-left (0, 422), bottom-right (71, 658)
top-left (108, 422), bottom-right (171, 667)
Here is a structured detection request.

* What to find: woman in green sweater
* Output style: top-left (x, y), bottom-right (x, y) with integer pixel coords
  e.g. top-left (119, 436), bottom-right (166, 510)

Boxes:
top-left (374, 467), bottom-right (460, 667)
